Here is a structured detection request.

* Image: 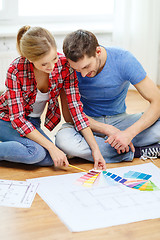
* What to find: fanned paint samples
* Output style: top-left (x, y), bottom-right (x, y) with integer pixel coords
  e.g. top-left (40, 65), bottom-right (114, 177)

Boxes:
top-left (102, 170), bottom-right (159, 191)
top-left (76, 170), bottom-right (101, 187)
top-left (76, 169), bottom-right (160, 191)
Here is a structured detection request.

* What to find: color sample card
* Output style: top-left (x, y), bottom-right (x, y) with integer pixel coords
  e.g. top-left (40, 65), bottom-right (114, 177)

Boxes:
top-left (123, 171), bottom-right (152, 180)
top-left (76, 170), bottom-right (101, 187)
top-left (103, 171), bottom-right (127, 184)
top-left (102, 171), bottom-right (160, 191)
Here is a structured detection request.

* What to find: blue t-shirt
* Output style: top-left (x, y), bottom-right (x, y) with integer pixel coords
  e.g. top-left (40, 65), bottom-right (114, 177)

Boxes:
top-left (77, 47), bottom-right (146, 117)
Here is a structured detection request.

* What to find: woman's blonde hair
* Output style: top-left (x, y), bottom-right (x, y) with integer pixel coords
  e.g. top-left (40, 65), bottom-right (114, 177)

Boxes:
top-left (17, 25), bottom-right (57, 61)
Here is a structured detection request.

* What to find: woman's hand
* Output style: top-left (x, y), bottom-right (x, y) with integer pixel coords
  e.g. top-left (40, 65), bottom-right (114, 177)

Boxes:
top-left (48, 145), bottom-right (69, 167)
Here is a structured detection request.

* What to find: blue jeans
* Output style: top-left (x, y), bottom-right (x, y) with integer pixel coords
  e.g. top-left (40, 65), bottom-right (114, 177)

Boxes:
top-left (0, 117), bottom-right (53, 166)
top-left (55, 113), bottom-right (160, 163)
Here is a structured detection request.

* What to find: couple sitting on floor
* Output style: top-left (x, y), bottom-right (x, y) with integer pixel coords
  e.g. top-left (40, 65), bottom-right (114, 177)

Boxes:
top-left (0, 26), bottom-right (160, 169)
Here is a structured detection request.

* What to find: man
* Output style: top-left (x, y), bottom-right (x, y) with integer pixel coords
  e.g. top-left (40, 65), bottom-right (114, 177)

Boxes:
top-left (55, 29), bottom-right (160, 163)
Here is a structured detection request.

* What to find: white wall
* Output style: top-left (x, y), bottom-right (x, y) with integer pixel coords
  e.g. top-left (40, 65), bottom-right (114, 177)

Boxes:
top-left (113, 0), bottom-right (160, 85)
top-left (158, 30), bottom-right (160, 85)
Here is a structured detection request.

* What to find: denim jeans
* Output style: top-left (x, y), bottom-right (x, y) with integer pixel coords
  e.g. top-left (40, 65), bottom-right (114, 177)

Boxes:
top-left (0, 117), bottom-right (53, 166)
top-left (55, 112), bottom-right (160, 163)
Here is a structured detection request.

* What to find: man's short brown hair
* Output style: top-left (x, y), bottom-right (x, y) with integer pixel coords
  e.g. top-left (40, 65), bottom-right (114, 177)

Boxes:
top-left (63, 29), bottom-right (99, 62)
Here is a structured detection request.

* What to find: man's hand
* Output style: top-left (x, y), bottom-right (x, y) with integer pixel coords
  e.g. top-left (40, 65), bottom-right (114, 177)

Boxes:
top-left (105, 130), bottom-right (135, 154)
top-left (86, 116), bottom-right (134, 154)
top-left (100, 124), bottom-right (134, 154)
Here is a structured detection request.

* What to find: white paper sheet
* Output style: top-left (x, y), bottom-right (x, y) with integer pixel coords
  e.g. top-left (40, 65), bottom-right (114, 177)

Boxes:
top-left (28, 163), bottom-right (160, 232)
top-left (0, 179), bottom-right (38, 208)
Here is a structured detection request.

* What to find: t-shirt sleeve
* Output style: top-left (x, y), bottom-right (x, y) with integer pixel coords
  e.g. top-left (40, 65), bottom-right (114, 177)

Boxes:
top-left (119, 51), bottom-right (147, 85)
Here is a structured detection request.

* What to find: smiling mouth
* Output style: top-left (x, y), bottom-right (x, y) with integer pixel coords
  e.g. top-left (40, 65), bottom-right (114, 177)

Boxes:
top-left (86, 72), bottom-right (92, 77)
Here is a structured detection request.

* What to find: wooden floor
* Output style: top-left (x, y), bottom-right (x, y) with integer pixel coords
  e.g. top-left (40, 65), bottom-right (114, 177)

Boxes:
top-left (0, 90), bottom-right (160, 240)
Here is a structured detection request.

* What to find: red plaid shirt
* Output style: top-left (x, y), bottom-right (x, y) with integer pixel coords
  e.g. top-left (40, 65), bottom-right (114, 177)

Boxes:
top-left (0, 53), bottom-right (89, 137)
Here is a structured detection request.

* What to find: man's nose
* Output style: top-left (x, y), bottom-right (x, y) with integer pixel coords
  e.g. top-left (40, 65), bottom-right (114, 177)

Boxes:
top-left (81, 70), bottom-right (87, 77)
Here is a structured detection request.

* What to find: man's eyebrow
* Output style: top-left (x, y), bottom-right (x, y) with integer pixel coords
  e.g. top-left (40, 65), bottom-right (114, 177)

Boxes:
top-left (82, 64), bottom-right (90, 69)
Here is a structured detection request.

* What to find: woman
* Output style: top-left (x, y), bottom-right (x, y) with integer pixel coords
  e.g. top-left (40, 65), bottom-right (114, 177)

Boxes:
top-left (0, 26), bottom-right (106, 169)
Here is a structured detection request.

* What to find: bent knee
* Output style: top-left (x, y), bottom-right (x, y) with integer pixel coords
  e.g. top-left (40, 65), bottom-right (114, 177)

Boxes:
top-left (55, 128), bottom-right (90, 157)
top-left (26, 145), bottom-right (46, 164)
top-left (55, 125), bottom-right (76, 149)
top-left (55, 130), bottom-right (72, 153)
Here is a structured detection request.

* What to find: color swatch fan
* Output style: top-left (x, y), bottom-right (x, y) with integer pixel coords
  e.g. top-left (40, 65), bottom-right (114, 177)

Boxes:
top-left (102, 170), bottom-right (159, 191)
top-left (76, 170), bottom-right (101, 187)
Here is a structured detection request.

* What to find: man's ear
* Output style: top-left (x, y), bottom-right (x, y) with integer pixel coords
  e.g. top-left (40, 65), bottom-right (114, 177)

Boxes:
top-left (96, 46), bottom-right (101, 56)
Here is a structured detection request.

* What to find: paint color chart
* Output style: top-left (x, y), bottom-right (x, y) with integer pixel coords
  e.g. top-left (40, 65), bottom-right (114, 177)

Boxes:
top-left (76, 169), bottom-right (160, 191)
top-left (76, 170), bottom-right (101, 187)
top-left (103, 170), bottom-right (160, 191)
top-left (123, 171), bottom-right (152, 180)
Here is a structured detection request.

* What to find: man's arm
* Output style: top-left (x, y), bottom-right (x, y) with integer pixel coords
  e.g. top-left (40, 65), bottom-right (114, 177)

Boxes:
top-left (86, 116), bottom-right (134, 153)
top-left (106, 76), bottom-right (160, 151)
top-left (60, 89), bottom-right (134, 153)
